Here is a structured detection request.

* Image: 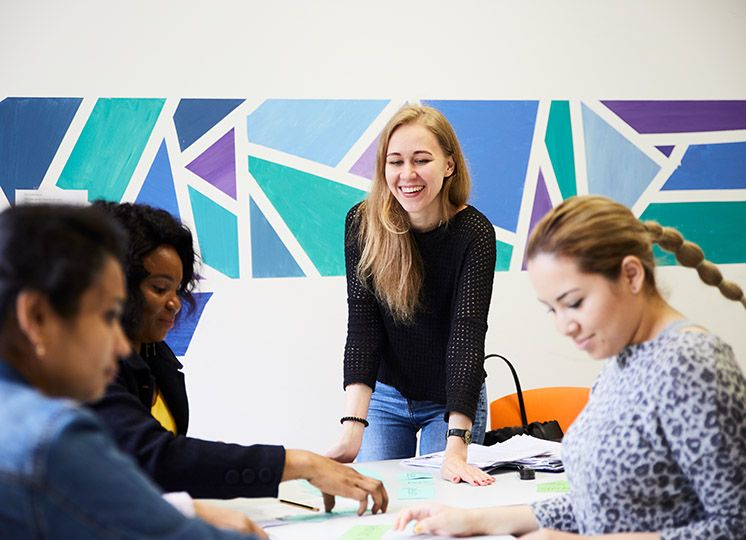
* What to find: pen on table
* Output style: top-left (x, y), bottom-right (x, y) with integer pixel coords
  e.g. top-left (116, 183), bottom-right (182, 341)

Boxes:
top-left (279, 499), bottom-right (320, 512)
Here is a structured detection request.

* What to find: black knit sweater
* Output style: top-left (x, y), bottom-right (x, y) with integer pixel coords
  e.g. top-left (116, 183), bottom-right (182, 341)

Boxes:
top-left (343, 203), bottom-right (496, 421)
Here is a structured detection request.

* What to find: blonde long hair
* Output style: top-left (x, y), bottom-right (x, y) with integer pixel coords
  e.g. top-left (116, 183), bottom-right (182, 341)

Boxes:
top-left (526, 195), bottom-right (746, 309)
top-left (356, 104), bottom-right (471, 323)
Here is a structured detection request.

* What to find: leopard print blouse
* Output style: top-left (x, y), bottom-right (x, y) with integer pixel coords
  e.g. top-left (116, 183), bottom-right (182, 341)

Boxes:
top-left (531, 321), bottom-right (746, 539)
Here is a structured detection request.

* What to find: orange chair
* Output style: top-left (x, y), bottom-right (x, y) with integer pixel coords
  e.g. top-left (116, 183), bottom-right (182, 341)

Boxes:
top-left (486, 354), bottom-right (590, 434)
top-left (489, 386), bottom-right (590, 433)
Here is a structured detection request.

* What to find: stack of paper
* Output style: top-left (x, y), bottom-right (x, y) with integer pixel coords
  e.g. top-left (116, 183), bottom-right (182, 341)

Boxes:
top-left (402, 435), bottom-right (563, 472)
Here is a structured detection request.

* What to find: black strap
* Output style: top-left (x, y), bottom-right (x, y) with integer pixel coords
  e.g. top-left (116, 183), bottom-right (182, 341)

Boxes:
top-left (485, 354), bottom-right (528, 427)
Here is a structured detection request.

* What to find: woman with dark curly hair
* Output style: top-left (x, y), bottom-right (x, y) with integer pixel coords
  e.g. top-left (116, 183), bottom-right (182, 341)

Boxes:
top-left (88, 202), bottom-right (387, 519)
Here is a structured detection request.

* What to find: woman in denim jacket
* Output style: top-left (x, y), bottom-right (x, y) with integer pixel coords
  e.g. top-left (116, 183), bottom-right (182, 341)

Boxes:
top-left (0, 204), bottom-right (261, 539)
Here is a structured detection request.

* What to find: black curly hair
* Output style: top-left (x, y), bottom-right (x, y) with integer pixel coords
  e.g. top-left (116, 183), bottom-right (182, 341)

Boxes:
top-left (0, 204), bottom-right (126, 325)
top-left (92, 201), bottom-right (198, 341)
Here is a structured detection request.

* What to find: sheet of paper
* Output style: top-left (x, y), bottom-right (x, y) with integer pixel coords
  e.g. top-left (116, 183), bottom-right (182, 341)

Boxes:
top-left (402, 435), bottom-right (562, 470)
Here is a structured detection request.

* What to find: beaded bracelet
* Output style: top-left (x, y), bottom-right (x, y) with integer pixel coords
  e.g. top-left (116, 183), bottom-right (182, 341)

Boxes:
top-left (340, 416), bottom-right (369, 428)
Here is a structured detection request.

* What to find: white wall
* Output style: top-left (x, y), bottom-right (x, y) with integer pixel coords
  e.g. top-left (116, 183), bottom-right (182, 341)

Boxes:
top-left (2, 0), bottom-right (745, 452)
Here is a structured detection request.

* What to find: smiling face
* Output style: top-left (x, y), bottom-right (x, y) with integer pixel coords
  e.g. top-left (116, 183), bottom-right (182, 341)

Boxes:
top-left (43, 257), bottom-right (130, 401)
top-left (135, 245), bottom-right (184, 346)
top-left (384, 122), bottom-right (455, 231)
top-left (527, 253), bottom-right (646, 360)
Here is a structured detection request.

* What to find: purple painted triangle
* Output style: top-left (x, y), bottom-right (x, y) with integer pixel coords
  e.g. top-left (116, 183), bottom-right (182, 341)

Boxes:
top-left (186, 129), bottom-right (237, 199)
top-left (523, 170), bottom-right (553, 270)
top-left (349, 135), bottom-right (379, 179)
top-left (656, 145), bottom-right (675, 157)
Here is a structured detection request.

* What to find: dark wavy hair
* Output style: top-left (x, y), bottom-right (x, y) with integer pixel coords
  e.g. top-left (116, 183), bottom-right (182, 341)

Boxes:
top-left (0, 204), bottom-right (126, 326)
top-left (92, 201), bottom-right (198, 341)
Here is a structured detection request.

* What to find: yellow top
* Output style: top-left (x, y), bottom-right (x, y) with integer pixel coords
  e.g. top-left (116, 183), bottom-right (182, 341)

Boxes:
top-left (151, 388), bottom-right (177, 434)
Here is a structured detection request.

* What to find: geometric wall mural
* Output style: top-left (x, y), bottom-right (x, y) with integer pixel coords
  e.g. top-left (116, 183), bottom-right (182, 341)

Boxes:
top-left (2, 98), bottom-right (745, 277)
top-left (4, 97), bottom-right (745, 353)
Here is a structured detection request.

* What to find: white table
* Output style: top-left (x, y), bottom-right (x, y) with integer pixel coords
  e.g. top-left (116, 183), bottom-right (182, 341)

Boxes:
top-left (205, 459), bottom-right (567, 540)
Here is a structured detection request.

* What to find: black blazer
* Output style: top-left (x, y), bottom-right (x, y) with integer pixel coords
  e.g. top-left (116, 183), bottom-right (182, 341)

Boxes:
top-left (88, 342), bottom-right (286, 499)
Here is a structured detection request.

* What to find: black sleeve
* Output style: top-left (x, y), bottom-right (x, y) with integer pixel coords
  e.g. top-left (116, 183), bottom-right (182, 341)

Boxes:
top-left (342, 204), bottom-right (385, 391)
top-left (444, 213), bottom-right (496, 421)
top-left (88, 372), bottom-right (286, 499)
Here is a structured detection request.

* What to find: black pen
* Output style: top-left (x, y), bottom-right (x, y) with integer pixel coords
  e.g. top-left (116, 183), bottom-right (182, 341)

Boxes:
top-left (279, 499), bottom-right (320, 512)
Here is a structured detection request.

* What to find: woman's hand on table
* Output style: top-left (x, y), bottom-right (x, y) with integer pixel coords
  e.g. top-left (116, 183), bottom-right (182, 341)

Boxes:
top-left (441, 455), bottom-right (494, 486)
top-left (441, 436), bottom-right (495, 486)
top-left (193, 500), bottom-right (268, 539)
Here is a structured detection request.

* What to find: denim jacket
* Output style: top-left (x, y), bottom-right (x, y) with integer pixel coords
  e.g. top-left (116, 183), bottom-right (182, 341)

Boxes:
top-left (0, 359), bottom-right (253, 539)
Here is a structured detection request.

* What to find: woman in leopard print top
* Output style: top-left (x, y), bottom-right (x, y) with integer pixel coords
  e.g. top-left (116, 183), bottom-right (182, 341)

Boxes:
top-left (394, 195), bottom-right (746, 539)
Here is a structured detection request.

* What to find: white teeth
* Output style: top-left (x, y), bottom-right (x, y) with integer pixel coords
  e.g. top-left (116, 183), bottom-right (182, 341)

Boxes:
top-left (401, 186), bottom-right (424, 194)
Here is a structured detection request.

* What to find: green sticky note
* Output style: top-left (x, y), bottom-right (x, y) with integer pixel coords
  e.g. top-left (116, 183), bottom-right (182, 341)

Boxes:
top-left (397, 471), bottom-right (433, 482)
top-left (397, 484), bottom-right (435, 500)
top-left (338, 524), bottom-right (391, 540)
top-left (537, 480), bottom-right (570, 493)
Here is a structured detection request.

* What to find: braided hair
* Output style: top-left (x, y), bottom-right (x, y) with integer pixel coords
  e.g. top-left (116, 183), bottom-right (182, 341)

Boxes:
top-left (526, 195), bottom-right (745, 309)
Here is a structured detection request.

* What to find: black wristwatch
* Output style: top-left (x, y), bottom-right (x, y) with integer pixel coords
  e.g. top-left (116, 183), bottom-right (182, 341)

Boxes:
top-left (445, 428), bottom-right (472, 445)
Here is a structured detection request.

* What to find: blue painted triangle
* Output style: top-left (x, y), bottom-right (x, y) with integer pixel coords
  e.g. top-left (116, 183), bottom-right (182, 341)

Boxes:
top-left (250, 197), bottom-right (305, 278)
top-left (165, 291), bottom-right (213, 356)
top-left (136, 140), bottom-right (180, 218)
top-left (174, 98), bottom-right (244, 151)
top-left (247, 99), bottom-right (389, 166)
top-left (0, 97), bottom-right (81, 203)
top-left (582, 104), bottom-right (661, 208)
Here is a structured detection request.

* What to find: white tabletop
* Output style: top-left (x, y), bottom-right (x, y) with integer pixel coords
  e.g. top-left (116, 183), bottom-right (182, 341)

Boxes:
top-left (204, 459), bottom-right (567, 540)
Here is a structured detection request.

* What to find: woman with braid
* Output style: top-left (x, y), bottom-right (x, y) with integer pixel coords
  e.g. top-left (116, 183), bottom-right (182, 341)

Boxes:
top-left (395, 195), bottom-right (746, 539)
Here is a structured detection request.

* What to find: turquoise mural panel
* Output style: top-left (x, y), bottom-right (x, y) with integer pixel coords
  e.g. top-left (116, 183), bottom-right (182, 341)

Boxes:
top-left (249, 156), bottom-right (367, 276)
top-left (495, 240), bottom-right (513, 272)
top-left (640, 201), bottom-right (746, 265)
top-left (424, 100), bottom-right (538, 233)
top-left (57, 98), bottom-right (165, 201)
top-left (136, 140), bottom-right (180, 218)
top-left (582, 103), bottom-right (661, 208)
top-left (249, 197), bottom-right (305, 278)
top-left (545, 100), bottom-right (577, 199)
top-left (0, 97), bottom-right (81, 203)
top-left (188, 186), bottom-right (240, 278)
top-left (662, 142), bottom-right (746, 190)
top-left (247, 99), bottom-right (389, 166)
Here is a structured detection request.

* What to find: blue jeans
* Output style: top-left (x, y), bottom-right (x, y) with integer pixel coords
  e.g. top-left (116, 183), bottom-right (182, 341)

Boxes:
top-left (357, 381), bottom-right (488, 461)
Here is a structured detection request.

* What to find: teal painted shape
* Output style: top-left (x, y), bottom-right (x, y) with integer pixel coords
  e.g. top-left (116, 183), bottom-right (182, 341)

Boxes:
top-left (249, 156), bottom-right (367, 276)
top-left (136, 140), bottom-right (180, 218)
top-left (247, 99), bottom-right (389, 166)
top-left (640, 201), bottom-right (746, 265)
top-left (188, 187), bottom-right (240, 278)
top-left (249, 197), bottom-right (305, 278)
top-left (57, 98), bottom-right (165, 201)
top-left (495, 240), bottom-right (513, 272)
top-left (582, 104), bottom-right (660, 208)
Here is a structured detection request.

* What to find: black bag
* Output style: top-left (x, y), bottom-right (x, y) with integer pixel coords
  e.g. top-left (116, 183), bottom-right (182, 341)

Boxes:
top-left (483, 354), bottom-right (564, 446)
